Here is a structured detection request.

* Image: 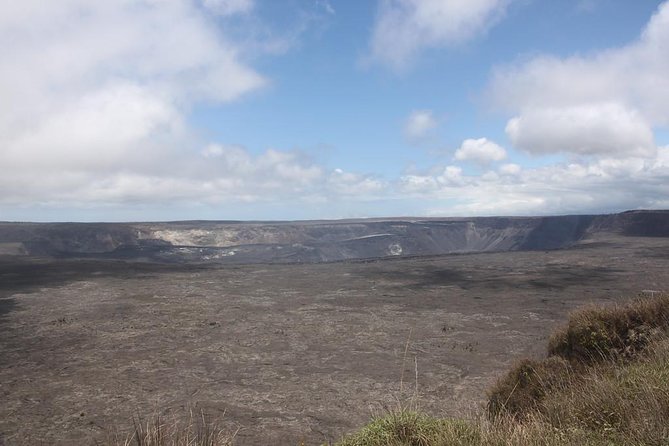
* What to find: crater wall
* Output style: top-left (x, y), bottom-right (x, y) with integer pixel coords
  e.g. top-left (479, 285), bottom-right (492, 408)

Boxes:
top-left (1, 210), bottom-right (667, 264)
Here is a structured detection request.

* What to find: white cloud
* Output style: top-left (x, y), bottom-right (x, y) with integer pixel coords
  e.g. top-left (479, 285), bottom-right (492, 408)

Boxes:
top-left (400, 175), bottom-right (440, 193)
top-left (0, 0), bottom-right (385, 215)
top-left (499, 163), bottom-right (521, 176)
top-left (489, 2), bottom-right (669, 127)
top-left (399, 147), bottom-right (669, 216)
top-left (328, 169), bottom-right (385, 196)
top-left (2, 83), bottom-right (182, 172)
top-left (404, 110), bottom-right (438, 140)
top-left (3, 1), bottom-right (668, 220)
top-left (0, 142), bottom-right (327, 207)
top-left (506, 103), bottom-right (656, 158)
top-left (0, 0), bottom-right (292, 210)
top-left (202, 0), bottom-right (254, 16)
top-left (401, 165), bottom-right (467, 192)
top-left (369, 0), bottom-right (512, 70)
top-left (436, 1), bottom-right (669, 216)
top-left (0, 1), bottom-right (267, 154)
top-left (197, 144), bottom-right (323, 188)
top-left (454, 138), bottom-right (507, 163)
top-left (437, 165), bottom-right (466, 186)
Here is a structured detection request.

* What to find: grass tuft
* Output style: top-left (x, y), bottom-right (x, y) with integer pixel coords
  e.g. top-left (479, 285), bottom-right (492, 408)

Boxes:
top-left (547, 294), bottom-right (669, 363)
top-left (337, 293), bottom-right (669, 446)
top-left (486, 356), bottom-right (572, 420)
top-left (104, 409), bottom-right (236, 446)
top-left (335, 410), bottom-right (479, 446)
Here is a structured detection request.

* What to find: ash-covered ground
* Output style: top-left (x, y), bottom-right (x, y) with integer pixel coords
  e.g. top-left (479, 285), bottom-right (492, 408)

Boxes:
top-left (1, 230), bottom-right (669, 445)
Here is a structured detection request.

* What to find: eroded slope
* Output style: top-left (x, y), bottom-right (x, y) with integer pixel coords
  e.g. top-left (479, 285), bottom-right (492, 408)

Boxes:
top-left (1, 211), bottom-right (667, 263)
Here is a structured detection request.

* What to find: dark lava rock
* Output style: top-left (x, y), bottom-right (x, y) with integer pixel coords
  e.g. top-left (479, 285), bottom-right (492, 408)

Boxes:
top-left (1, 210), bottom-right (668, 264)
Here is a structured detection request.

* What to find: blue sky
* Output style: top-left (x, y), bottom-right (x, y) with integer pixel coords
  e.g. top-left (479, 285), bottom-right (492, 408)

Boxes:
top-left (1, 0), bottom-right (668, 221)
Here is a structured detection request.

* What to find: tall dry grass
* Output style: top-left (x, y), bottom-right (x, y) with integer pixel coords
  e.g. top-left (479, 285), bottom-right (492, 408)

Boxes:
top-left (338, 293), bottom-right (669, 446)
top-left (103, 409), bottom-right (236, 446)
top-left (547, 294), bottom-right (669, 363)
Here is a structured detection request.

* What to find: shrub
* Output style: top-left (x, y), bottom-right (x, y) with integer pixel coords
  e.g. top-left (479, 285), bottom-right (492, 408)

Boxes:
top-left (547, 295), bottom-right (669, 364)
top-left (340, 294), bottom-right (669, 446)
top-left (486, 356), bottom-right (572, 420)
top-left (488, 294), bottom-right (669, 421)
top-left (541, 338), bottom-right (669, 444)
top-left (335, 409), bottom-right (480, 446)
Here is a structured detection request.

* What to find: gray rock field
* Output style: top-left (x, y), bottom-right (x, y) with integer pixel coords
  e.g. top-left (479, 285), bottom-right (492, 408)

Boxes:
top-left (1, 210), bottom-right (669, 444)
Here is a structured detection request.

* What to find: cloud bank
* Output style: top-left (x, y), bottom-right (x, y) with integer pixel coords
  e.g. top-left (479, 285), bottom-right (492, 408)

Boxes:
top-left (401, 147), bottom-right (669, 216)
top-left (393, 2), bottom-right (669, 216)
top-left (454, 138), bottom-right (507, 164)
top-left (505, 103), bottom-right (655, 158)
top-left (0, 1), bottom-right (340, 213)
top-left (1, 1), bottom-right (669, 220)
top-left (491, 2), bottom-right (669, 160)
top-left (0, 0), bottom-right (266, 175)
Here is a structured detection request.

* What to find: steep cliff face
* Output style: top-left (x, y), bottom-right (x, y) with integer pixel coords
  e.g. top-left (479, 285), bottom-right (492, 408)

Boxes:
top-left (517, 215), bottom-right (597, 250)
top-left (588, 210), bottom-right (669, 237)
top-left (0, 223), bottom-right (157, 256)
top-left (0, 211), bottom-right (667, 263)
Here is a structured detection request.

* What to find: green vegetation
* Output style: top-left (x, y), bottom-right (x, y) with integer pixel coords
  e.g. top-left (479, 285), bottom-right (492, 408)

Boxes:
top-left (337, 294), bottom-right (669, 446)
top-left (547, 294), bottom-right (669, 363)
top-left (334, 410), bottom-right (479, 446)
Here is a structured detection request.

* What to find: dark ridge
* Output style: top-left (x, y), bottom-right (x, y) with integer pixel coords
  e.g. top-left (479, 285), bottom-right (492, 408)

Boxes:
top-left (519, 215), bottom-right (597, 250)
top-left (619, 210), bottom-right (669, 237)
top-left (0, 210), bottom-right (667, 264)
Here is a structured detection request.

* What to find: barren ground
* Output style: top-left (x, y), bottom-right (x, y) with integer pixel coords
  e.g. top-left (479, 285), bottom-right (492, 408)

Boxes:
top-left (1, 234), bottom-right (669, 445)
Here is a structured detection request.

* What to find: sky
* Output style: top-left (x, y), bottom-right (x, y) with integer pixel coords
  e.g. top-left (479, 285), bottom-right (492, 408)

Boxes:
top-left (1, 0), bottom-right (669, 222)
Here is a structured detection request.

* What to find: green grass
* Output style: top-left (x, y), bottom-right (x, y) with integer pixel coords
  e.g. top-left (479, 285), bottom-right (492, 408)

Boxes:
top-left (486, 356), bottom-right (573, 420)
top-left (334, 410), bottom-right (479, 446)
top-left (540, 338), bottom-right (669, 444)
top-left (547, 294), bottom-right (669, 363)
top-left (336, 293), bottom-right (669, 446)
